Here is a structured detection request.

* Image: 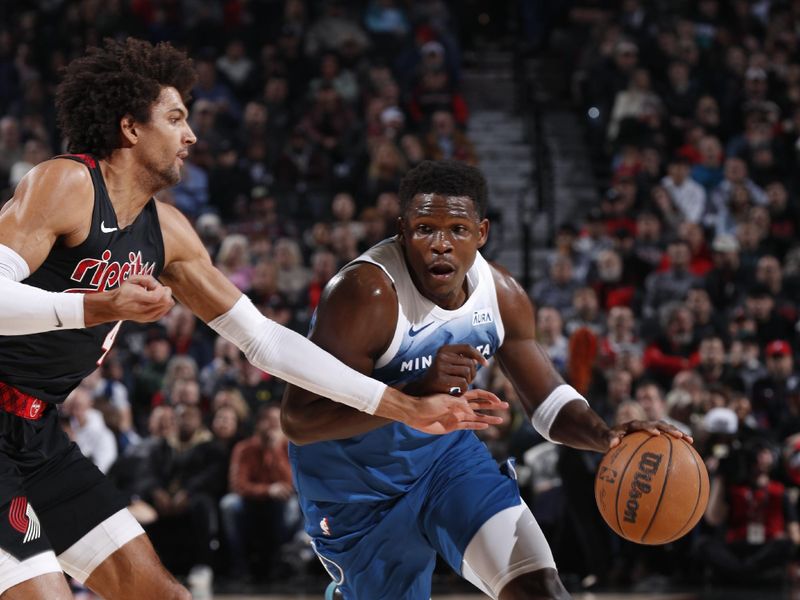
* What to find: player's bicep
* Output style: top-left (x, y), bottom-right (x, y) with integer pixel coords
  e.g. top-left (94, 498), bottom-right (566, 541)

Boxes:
top-left (157, 202), bottom-right (241, 322)
top-left (161, 254), bottom-right (241, 323)
top-left (310, 265), bottom-right (396, 372)
top-left (492, 263), bottom-right (562, 411)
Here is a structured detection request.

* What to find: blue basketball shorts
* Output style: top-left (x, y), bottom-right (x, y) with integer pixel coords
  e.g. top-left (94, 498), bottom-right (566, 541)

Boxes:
top-left (303, 435), bottom-right (522, 600)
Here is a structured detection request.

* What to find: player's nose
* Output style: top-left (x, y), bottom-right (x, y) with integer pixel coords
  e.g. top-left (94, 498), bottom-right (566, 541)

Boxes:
top-left (430, 230), bottom-right (452, 253)
top-left (184, 124), bottom-right (197, 146)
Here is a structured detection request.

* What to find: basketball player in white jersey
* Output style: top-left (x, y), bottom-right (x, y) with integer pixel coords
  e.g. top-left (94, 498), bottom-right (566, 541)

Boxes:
top-left (283, 161), bottom-right (690, 599)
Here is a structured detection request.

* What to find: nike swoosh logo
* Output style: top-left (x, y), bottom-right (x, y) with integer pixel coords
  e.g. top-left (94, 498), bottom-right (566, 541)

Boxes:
top-left (100, 221), bottom-right (118, 233)
top-left (408, 322), bottom-right (434, 337)
top-left (54, 308), bottom-right (63, 328)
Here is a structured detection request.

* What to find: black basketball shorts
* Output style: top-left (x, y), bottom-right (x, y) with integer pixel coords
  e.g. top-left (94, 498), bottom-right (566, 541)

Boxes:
top-left (0, 407), bottom-right (129, 562)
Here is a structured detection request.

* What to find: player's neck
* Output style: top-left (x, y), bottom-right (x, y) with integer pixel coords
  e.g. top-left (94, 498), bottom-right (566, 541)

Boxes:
top-left (99, 154), bottom-right (159, 227)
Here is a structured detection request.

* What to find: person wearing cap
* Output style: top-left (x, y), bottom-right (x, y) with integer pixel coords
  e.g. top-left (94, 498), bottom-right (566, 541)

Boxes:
top-left (705, 232), bottom-right (746, 311)
top-left (751, 340), bottom-right (800, 431)
top-left (661, 154), bottom-right (706, 223)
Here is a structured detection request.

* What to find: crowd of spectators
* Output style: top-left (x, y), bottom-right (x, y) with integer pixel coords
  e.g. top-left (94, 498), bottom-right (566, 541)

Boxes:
top-left (505, 0), bottom-right (800, 592)
top-left (6, 0), bottom-right (800, 596)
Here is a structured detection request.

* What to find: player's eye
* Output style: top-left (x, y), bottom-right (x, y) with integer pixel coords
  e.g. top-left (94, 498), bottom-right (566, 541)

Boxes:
top-left (416, 224), bottom-right (432, 234)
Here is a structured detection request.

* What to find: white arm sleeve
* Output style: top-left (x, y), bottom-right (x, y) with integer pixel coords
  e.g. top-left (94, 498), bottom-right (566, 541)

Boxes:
top-left (0, 244), bottom-right (85, 335)
top-left (208, 295), bottom-right (387, 414)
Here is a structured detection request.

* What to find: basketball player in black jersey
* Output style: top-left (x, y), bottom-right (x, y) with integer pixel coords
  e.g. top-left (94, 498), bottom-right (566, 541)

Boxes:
top-left (0, 39), bottom-right (504, 599)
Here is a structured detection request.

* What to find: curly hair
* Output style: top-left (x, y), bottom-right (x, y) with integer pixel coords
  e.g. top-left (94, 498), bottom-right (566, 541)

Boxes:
top-left (398, 160), bottom-right (488, 219)
top-left (56, 38), bottom-right (196, 159)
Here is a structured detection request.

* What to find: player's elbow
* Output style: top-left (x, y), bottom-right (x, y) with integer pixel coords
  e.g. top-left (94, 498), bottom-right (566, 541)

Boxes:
top-left (280, 401), bottom-right (315, 445)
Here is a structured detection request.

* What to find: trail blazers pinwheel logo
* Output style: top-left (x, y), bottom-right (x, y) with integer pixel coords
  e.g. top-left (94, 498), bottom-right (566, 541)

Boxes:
top-left (9, 497), bottom-right (41, 543)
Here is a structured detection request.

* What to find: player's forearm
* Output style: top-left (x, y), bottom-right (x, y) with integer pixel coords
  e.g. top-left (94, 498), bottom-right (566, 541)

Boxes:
top-left (282, 393), bottom-right (389, 445)
top-left (208, 295), bottom-right (390, 415)
top-left (0, 244), bottom-right (84, 334)
top-left (547, 399), bottom-right (611, 453)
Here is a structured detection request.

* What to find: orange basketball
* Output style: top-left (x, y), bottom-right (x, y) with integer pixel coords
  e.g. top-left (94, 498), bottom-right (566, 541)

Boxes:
top-left (594, 431), bottom-right (709, 545)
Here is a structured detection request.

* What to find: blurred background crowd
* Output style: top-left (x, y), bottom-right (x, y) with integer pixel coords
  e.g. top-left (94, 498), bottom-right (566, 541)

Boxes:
top-left (2, 0), bottom-right (800, 597)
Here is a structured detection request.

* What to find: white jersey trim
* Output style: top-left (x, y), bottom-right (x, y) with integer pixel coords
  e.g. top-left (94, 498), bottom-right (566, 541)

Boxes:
top-left (349, 238), bottom-right (505, 370)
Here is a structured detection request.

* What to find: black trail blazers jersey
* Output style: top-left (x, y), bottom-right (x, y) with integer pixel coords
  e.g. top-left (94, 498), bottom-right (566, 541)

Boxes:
top-left (0, 154), bottom-right (165, 403)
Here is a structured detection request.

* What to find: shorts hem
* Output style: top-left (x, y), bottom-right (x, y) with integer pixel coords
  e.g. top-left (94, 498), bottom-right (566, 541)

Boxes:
top-left (0, 551), bottom-right (62, 594)
top-left (58, 508), bottom-right (144, 583)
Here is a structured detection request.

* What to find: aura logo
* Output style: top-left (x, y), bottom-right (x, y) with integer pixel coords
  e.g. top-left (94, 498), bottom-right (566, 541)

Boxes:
top-left (472, 309), bottom-right (494, 326)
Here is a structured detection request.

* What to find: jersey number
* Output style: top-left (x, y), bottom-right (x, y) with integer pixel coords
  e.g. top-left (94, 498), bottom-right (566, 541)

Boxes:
top-left (98, 321), bottom-right (122, 366)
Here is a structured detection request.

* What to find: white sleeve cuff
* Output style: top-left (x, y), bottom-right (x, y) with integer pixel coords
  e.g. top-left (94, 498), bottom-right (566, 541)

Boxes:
top-left (531, 384), bottom-right (589, 443)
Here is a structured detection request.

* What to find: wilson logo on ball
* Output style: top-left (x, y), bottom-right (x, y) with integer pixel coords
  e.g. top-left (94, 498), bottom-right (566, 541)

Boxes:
top-left (623, 452), bottom-right (663, 524)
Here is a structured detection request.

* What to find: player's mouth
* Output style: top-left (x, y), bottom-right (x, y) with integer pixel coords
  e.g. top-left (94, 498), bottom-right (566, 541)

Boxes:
top-left (176, 150), bottom-right (189, 165)
top-left (427, 261), bottom-right (457, 281)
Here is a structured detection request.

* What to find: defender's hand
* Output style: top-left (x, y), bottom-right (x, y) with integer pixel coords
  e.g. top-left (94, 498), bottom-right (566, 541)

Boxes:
top-left (405, 389), bottom-right (508, 435)
top-left (411, 344), bottom-right (489, 395)
top-left (606, 420), bottom-right (692, 451)
top-left (84, 274), bottom-right (175, 326)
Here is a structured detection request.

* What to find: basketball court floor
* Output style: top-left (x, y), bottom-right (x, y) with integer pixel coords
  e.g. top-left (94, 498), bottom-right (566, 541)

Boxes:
top-left (216, 592), bottom-right (796, 600)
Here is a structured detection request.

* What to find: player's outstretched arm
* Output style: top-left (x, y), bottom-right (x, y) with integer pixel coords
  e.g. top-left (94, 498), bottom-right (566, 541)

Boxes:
top-left (491, 264), bottom-right (690, 453)
top-left (156, 204), bottom-right (504, 438)
top-left (0, 159), bottom-right (173, 334)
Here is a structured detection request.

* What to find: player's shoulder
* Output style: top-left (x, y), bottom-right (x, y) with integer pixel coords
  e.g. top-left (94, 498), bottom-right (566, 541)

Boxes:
top-left (326, 261), bottom-right (396, 299)
top-left (321, 261), bottom-right (397, 313)
top-left (153, 201), bottom-right (207, 263)
top-left (17, 156), bottom-right (93, 198)
top-left (488, 261), bottom-right (527, 300)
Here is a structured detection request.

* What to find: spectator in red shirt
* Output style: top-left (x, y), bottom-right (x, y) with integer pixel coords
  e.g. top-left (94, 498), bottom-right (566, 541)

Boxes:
top-left (220, 405), bottom-right (300, 581)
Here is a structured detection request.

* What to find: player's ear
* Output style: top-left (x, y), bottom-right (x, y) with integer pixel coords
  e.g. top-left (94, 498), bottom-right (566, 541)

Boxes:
top-left (476, 219), bottom-right (490, 249)
top-left (396, 217), bottom-right (405, 244)
top-left (120, 115), bottom-right (138, 146)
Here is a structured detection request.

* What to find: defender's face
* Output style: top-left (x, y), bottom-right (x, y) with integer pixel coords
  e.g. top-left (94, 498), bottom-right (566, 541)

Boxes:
top-left (400, 193), bottom-right (488, 309)
top-left (136, 86), bottom-right (196, 189)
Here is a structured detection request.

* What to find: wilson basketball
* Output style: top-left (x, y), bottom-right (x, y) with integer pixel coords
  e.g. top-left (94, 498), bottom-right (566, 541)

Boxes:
top-left (594, 431), bottom-right (709, 545)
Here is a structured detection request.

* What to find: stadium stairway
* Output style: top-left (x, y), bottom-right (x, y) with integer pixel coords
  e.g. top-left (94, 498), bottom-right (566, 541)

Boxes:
top-left (462, 48), bottom-right (597, 286)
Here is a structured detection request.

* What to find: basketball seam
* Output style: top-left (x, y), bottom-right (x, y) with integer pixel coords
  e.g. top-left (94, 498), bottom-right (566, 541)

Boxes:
top-left (672, 438), bottom-right (703, 541)
top-left (640, 435), bottom-right (672, 543)
top-left (613, 435), bottom-right (654, 536)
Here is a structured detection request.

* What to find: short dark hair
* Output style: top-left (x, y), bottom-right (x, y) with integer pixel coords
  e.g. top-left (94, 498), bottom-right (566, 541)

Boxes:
top-left (398, 160), bottom-right (488, 219)
top-left (56, 38), bottom-right (196, 159)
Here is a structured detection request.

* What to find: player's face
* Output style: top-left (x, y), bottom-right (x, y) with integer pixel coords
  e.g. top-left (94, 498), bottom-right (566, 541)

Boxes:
top-left (400, 193), bottom-right (488, 309)
top-left (133, 86), bottom-right (196, 190)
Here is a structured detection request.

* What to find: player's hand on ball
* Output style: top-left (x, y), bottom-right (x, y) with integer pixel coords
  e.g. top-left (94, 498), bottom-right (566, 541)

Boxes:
top-left (407, 389), bottom-right (508, 435)
top-left (606, 420), bottom-right (692, 451)
top-left (410, 344), bottom-right (488, 396)
top-left (85, 274), bottom-right (175, 326)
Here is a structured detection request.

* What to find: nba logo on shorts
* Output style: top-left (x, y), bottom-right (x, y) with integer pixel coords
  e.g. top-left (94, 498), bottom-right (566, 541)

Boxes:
top-left (320, 517), bottom-right (331, 536)
top-left (28, 400), bottom-right (43, 419)
top-left (8, 497), bottom-right (42, 543)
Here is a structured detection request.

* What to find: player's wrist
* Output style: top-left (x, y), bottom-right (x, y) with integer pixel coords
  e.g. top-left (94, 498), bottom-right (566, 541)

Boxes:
top-left (374, 386), bottom-right (414, 423)
top-left (83, 290), bottom-right (116, 327)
